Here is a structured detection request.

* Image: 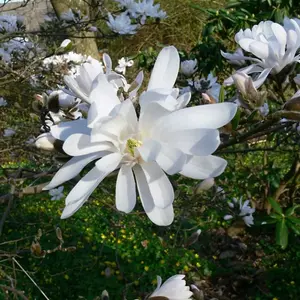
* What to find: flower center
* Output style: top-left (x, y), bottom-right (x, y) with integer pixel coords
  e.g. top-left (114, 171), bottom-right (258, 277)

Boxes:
top-left (126, 138), bottom-right (142, 157)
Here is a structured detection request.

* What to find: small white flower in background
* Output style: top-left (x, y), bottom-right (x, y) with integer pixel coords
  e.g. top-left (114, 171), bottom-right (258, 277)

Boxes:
top-left (0, 97), bottom-right (7, 106)
top-left (294, 74), bottom-right (300, 85)
top-left (107, 13), bottom-right (138, 35)
top-left (189, 73), bottom-right (221, 102)
top-left (259, 102), bottom-right (269, 116)
top-left (222, 18), bottom-right (300, 86)
top-left (149, 275), bottom-right (193, 299)
top-left (3, 128), bottom-right (15, 137)
top-left (224, 214), bottom-right (233, 220)
top-left (136, 0), bottom-right (167, 24)
top-left (243, 214), bottom-right (254, 227)
top-left (60, 39), bottom-right (71, 48)
top-left (225, 197), bottom-right (255, 227)
top-left (180, 59), bottom-right (197, 77)
top-left (49, 186), bottom-right (64, 201)
top-left (115, 57), bottom-right (134, 75)
top-left (26, 137), bottom-right (35, 145)
top-left (239, 199), bottom-right (255, 217)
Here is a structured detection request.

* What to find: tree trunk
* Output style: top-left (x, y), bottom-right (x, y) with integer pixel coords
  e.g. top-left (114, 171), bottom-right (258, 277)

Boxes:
top-left (50, 0), bottom-right (100, 59)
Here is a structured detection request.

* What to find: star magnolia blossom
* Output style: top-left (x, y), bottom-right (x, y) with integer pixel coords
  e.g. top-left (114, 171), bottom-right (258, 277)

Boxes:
top-left (64, 54), bottom-right (143, 104)
top-left (44, 46), bottom-right (237, 226)
top-left (107, 13), bottom-right (138, 35)
top-left (148, 275), bottom-right (193, 299)
top-left (49, 186), bottom-right (64, 201)
top-left (222, 18), bottom-right (300, 86)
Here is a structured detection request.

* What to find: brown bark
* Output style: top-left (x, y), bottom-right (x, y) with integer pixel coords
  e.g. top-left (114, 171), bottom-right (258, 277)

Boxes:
top-left (50, 0), bottom-right (100, 59)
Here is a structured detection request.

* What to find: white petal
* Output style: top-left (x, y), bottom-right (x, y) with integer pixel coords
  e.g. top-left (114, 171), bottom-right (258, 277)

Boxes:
top-left (64, 76), bottom-right (89, 103)
top-left (87, 74), bottom-right (121, 128)
top-left (133, 165), bottom-right (174, 226)
top-left (153, 103), bottom-right (237, 134)
top-left (147, 46), bottom-right (180, 91)
top-left (43, 153), bottom-right (105, 190)
top-left (138, 140), bottom-right (187, 175)
top-left (116, 165), bottom-right (136, 213)
top-left (139, 102), bottom-right (171, 138)
top-left (51, 119), bottom-right (91, 141)
top-left (177, 92), bottom-right (191, 109)
top-left (103, 53), bottom-right (112, 72)
top-left (179, 155), bottom-right (227, 179)
top-left (63, 133), bottom-right (114, 156)
top-left (140, 162), bottom-right (174, 208)
top-left (64, 153), bottom-right (122, 209)
top-left (248, 41), bottom-right (269, 59)
top-left (155, 128), bottom-right (220, 156)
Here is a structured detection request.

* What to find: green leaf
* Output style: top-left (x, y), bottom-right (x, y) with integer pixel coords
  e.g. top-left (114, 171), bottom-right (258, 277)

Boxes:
top-left (268, 197), bottom-right (283, 215)
top-left (218, 85), bottom-right (225, 103)
top-left (287, 220), bottom-right (300, 235)
top-left (231, 107), bottom-right (241, 130)
top-left (276, 219), bottom-right (289, 249)
top-left (287, 216), bottom-right (300, 225)
top-left (285, 205), bottom-right (300, 216)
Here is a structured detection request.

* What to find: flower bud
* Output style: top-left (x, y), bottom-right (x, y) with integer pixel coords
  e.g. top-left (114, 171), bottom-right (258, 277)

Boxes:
top-left (35, 133), bottom-right (56, 151)
top-left (284, 96), bottom-right (300, 112)
top-left (60, 39), bottom-right (71, 48)
top-left (194, 178), bottom-right (215, 193)
top-left (180, 59), bottom-right (197, 77)
top-left (232, 72), bottom-right (267, 108)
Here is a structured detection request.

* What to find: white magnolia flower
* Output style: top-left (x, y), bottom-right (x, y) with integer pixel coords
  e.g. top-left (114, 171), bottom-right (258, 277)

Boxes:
top-left (226, 197), bottom-right (255, 226)
top-left (3, 128), bottom-right (15, 137)
top-left (60, 39), bottom-right (71, 48)
top-left (44, 46), bottom-right (236, 225)
top-left (115, 0), bottom-right (139, 17)
top-left (222, 18), bottom-right (300, 86)
top-left (49, 186), bottom-right (64, 201)
top-left (64, 54), bottom-right (142, 104)
top-left (107, 13), bottom-right (138, 35)
top-left (0, 97), bottom-right (7, 107)
top-left (63, 57), bottom-right (104, 103)
top-left (135, 0), bottom-right (167, 24)
top-left (180, 59), bottom-right (197, 77)
top-left (149, 275), bottom-right (193, 299)
top-left (259, 102), bottom-right (269, 116)
top-left (115, 57), bottom-right (134, 75)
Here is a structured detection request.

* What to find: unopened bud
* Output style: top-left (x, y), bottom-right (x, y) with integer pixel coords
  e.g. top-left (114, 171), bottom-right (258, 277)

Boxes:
top-left (60, 39), bottom-right (71, 48)
top-left (195, 178), bottom-right (215, 193)
top-left (232, 72), bottom-right (266, 108)
top-left (35, 133), bottom-right (56, 151)
top-left (284, 96), bottom-right (300, 112)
